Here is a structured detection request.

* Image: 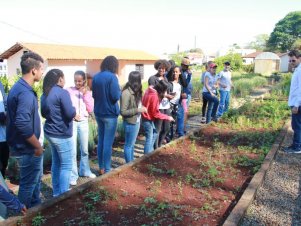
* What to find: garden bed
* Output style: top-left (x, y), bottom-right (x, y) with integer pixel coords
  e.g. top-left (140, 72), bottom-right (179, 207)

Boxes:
top-left (4, 98), bottom-right (289, 226)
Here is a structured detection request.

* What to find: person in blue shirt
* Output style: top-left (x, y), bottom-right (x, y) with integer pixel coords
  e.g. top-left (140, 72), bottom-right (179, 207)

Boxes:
top-left (92, 56), bottom-right (121, 174)
top-left (41, 69), bottom-right (77, 197)
top-left (0, 172), bottom-right (26, 220)
top-left (7, 52), bottom-right (44, 208)
top-left (0, 81), bottom-right (9, 178)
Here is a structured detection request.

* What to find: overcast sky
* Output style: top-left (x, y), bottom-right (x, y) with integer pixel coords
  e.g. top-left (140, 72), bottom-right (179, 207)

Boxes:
top-left (0, 0), bottom-right (300, 56)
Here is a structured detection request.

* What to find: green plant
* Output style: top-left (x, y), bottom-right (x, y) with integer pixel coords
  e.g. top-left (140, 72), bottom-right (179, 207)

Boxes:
top-left (32, 213), bottom-right (46, 226)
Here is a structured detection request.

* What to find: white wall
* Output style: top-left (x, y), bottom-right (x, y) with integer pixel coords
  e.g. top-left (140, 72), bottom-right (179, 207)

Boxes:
top-left (242, 58), bottom-right (254, 65)
top-left (7, 50), bottom-right (24, 77)
top-left (46, 66), bottom-right (87, 88)
top-left (124, 64), bottom-right (156, 83)
top-left (280, 54), bottom-right (289, 72)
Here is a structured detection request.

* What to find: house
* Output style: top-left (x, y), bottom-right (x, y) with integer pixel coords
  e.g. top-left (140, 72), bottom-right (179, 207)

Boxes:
top-left (0, 42), bottom-right (159, 87)
top-left (278, 52), bottom-right (290, 72)
top-left (217, 47), bottom-right (256, 57)
top-left (242, 51), bottom-right (263, 65)
top-left (186, 52), bottom-right (203, 65)
top-left (254, 52), bottom-right (280, 75)
top-left (0, 60), bottom-right (7, 77)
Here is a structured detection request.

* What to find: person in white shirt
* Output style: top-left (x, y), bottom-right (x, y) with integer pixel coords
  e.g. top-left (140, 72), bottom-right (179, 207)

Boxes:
top-left (217, 61), bottom-right (233, 118)
top-left (283, 50), bottom-right (301, 153)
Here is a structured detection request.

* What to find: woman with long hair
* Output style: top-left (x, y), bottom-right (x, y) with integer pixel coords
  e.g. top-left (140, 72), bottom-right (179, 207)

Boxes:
top-left (92, 56), bottom-right (121, 174)
top-left (142, 80), bottom-right (174, 154)
top-left (41, 69), bottom-right (77, 197)
top-left (67, 70), bottom-right (96, 186)
top-left (120, 71), bottom-right (147, 163)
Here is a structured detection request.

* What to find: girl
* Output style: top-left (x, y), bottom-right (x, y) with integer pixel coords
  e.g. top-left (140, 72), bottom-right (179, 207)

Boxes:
top-left (142, 80), bottom-right (174, 154)
top-left (120, 71), bottom-right (147, 163)
top-left (41, 69), bottom-right (78, 197)
top-left (67, 70), bottom-right (96, 186)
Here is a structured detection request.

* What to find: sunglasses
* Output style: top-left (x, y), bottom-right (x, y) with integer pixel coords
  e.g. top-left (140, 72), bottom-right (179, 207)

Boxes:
top-left (289, 60), bottom-right (296, 63)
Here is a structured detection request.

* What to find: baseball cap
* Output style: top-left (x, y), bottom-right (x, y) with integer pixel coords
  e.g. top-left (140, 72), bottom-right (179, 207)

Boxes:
top-left (181, 58), bottom-right (190, 66)
top-left (209, 63), bottom-right (217, 68)
top-left (224, 61), bottom-right (230, 66)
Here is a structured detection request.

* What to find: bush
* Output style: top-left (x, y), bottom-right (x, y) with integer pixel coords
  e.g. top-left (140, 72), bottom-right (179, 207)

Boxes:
top-left (242, 64), bottom-right (254, 73)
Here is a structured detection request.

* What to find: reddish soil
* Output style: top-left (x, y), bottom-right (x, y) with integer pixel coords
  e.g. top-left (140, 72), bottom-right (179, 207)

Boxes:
top-left (20, 125), bottom-right (269, 226)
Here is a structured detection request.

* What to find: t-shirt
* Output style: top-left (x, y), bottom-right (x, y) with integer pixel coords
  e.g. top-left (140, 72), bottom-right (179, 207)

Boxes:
top-left (170, 82), bottom-right (181, 105)
top-left (218, 70), bottom-right (232, 92)
top-left (0, 91), bottom-right (5, 142)
top-left (202, 72), bottom-right (218, 94)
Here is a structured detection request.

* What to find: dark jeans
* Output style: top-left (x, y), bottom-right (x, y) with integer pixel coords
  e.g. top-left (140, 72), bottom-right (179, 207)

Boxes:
top-left (202, 96), bottom-right (208, 118)
top-left (292, 107), bottom-right (301, 149)
top-left (15, 153), bottom-right (43, 208)
top-left (0, 142), bottom-right (9, 177)
top-left (203, 92), bottom-right (219, 123)
top-left (154, 109), bottom-right (171, 148)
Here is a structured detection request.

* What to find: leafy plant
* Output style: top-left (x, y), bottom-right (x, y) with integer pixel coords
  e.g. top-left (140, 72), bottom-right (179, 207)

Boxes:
top-left (32, 213), bottom-right (46, 226)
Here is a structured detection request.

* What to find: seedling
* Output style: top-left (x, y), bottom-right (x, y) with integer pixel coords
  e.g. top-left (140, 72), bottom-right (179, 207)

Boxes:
top-left (32, 213), bottom-right (46, 226)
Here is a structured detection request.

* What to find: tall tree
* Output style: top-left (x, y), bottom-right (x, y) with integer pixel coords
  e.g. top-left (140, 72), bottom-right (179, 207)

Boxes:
top-left (246, 34), bottom-right (269, 50)
top-left (266, 11), bottom-right (301, 52)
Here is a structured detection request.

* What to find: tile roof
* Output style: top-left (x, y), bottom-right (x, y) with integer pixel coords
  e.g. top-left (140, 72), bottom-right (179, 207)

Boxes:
top-left (0, 42), bottom-right (159, 61)
top-left (242, 51), bottom-right (263, 58)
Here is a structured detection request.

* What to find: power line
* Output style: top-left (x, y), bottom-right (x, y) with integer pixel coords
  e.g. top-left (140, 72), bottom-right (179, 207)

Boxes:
top-left (0, 20), bottom-right (61, 44)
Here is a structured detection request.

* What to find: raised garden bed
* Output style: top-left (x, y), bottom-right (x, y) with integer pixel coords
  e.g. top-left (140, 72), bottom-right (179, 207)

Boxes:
top-left (5, 99), bottom-right (289, 226)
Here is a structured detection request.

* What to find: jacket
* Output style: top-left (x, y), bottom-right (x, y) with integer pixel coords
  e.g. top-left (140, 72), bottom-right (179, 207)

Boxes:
top-left (120, 87), bottom-right (140, 124)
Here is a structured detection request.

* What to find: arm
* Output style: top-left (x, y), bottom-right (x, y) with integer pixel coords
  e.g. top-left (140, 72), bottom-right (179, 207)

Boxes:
top-left (109, 75), bottom-right (121, 103)
top-left (82, 90), bottom-right (94, 113)
top-left (60, 90), bottom-right (76, 121)
top-left (147, 96), bottom-right (171, 121)
top-left (0, 185), bottom-right (26, 213)
top-left (204, 76), bottom-right (214, 96)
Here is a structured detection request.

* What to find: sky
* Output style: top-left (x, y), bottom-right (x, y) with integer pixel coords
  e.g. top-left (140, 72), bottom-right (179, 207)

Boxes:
top-left (0, 0), bottom-right (300, 56)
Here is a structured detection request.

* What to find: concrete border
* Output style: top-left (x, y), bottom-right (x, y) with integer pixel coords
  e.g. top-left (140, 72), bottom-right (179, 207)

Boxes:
top-left (222, 120), bottom-right (290, 226)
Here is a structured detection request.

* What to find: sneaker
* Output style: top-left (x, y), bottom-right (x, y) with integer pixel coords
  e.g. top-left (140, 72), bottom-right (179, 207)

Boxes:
top-left (282, 145), bottom-right (301, 154)
top-left (70, 180), bottom-right (77, 186)
top-left (88, 173), bottom-right (96, 179)
top-left (201, 117), bottom-right (206, 123)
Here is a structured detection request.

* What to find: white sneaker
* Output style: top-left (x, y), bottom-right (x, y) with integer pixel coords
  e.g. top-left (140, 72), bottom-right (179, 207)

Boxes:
top-left (88, 173), bottom-right (96, 179)
top-left (201, 117), bottom-right (206, 123)
top-left (70, 180), bottom-right (77, 186)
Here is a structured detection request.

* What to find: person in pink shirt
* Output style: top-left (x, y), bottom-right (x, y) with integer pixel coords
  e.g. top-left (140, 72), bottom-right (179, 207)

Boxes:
top-left (67, 70), bottom-right (96, 186)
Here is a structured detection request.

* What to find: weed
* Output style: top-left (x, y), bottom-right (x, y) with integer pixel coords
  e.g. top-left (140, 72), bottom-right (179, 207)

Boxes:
top-left (32, 213), bottom-right (46, 226)
top-left (190, 140), bottom-right (197, 153)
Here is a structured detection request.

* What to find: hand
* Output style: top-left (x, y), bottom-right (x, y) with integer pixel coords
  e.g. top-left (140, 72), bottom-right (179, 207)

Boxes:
top-left (21, 206), bottom-right (27, 215)
top-left (79, 86), bottom-right (87, 95)
top-left (292, 107), bottom-right (299, 114)
top-left (168, 116), bottom-right (175, 122)
top-left (74, 114), bottom-right (81, 121)
top-left (138, 106), bottom-right (147, 113)
top-left (34, 146), bottom-right (44, 157)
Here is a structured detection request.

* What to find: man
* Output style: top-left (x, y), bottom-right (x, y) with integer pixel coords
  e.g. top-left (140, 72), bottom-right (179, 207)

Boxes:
top-left (284, 50), bottom-right (301, 153)
top-left (7, 52), bottom-right (44, 207)
top-left (217, 61), bottom-right (233, 118)
top-left (200, 61), bottom-right (213, 123)
top-left (0, 81), bottom-right (9, 177)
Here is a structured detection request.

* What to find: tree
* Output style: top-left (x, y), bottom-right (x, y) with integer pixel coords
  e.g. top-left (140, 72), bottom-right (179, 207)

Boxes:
top-left (246, 34), bottom-right (269, 50)
top-left (214, 53), bottom-right (243, 72)
top-left (266, 11), bottom-right (301, 52)
top-left (292, 38), bottom-right (301, 50)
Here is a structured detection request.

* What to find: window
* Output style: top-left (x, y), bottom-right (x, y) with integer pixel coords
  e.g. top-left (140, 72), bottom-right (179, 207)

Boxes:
top-left (16, 68), bottom-right (21, 75)
top-left (135, 64), bottom-right (144, 79)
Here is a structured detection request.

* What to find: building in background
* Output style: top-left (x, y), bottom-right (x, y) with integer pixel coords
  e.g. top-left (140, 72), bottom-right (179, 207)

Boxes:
top-left (0, 60), bottom-right (7, 77)
top-left (254, 52), bottom-right (280, 75)
top-left (0, 42), bottom-right (158, 87)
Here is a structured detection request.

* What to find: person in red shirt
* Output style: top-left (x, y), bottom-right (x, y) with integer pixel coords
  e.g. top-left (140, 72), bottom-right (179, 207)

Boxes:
top-left (142, 80), bottom-right (174, 154)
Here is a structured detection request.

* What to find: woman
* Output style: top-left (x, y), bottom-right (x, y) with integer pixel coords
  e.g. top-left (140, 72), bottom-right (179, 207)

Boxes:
top-left (167, 66), bottom-right (186, 140)
top-left (67, 70), bottom-right (96, 186)
top-left (148, 59), bottom-right (173, 148)
top-left (202, 63), bottom-right (220, 123)
top-left (92, 56), bottom-right (121, 174)
top-left (142, 80), bottom-right (174, 154)
top-left (41, 69), bottom-right (77, 197)
top-left (120, 71), bottom-right (147, 163)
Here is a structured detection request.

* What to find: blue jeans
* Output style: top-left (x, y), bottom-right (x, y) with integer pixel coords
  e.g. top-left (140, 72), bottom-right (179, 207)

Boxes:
top-left (15, 153), bottom-right (43, 207)
top-left (217, 90), bottom-right (230, 117)
top-left (177, 104), bottom-right (185, 137)
top-left (292, 107), bottom-right (301, 149)
top-left (203, 92), bottom-right (219, 124)
top-left (70, 120), bottom-right (93, 182)
top-left (95, 117), bottom-right (117, 173)
top-left (46, 135), bottom-right (73, 197)
top-left (142, 120), bottom-right (157, 154)
top-left (123, 121), bottom-right (140, 163)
